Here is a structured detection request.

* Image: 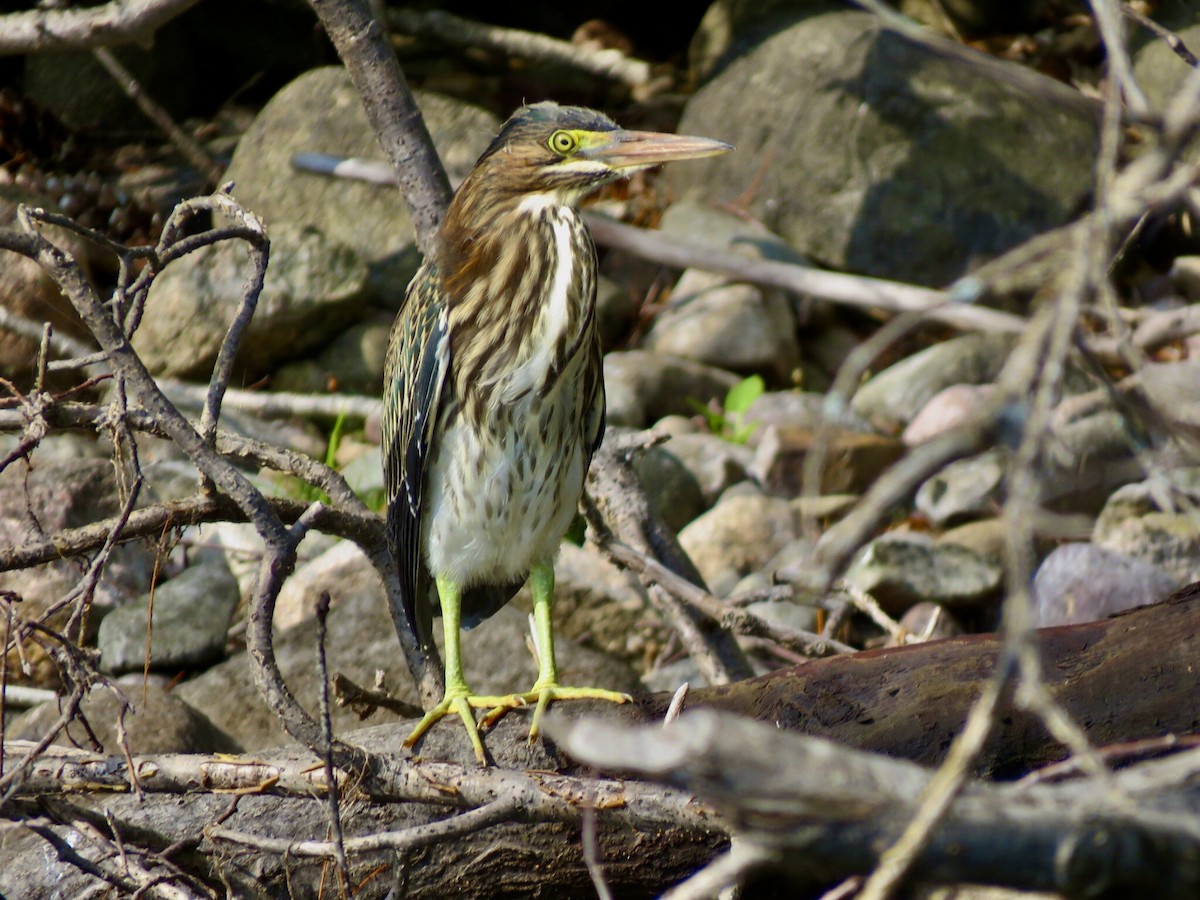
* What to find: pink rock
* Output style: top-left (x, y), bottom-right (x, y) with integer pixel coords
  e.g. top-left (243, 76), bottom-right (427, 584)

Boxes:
top-left (903, 384), bottom-right (997, 446)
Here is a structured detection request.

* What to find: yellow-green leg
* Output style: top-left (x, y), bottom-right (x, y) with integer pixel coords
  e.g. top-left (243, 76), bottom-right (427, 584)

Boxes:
top-left (481, 562), bottom-right (631, 740)
top-left (403, 576), bottom-right (525, 764)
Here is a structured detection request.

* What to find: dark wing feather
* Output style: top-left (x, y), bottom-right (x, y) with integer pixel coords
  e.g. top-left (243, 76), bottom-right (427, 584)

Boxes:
top-left (382, 262), bottom-right (450, 650)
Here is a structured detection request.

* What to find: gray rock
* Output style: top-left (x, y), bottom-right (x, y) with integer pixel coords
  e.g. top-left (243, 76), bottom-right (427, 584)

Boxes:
top-left (744, 389), bottom-right (868, 437)
top-left (596, 273), bottom-right (638, 349)
top-left (844, 532), bottom-right (1002, 615)
top-left (1131, 2), bottom-right (1200, 114)
top-left (0, 189), bottom-right (94, 388)
top-left (916, 447), bottom-right (1009, 527)
top-left (660, 431), bottom-right (754, 505)
top-left (897, 602), bottom-right (964, 642)
top-left (1043, 410), bottom-right (1145, 514)
top-left (744, 597), bottom-right (819, 635)
top-left (98, 556), bottom-right (241, 674)
top-left (275, 539), bottom-right (379, 632)
top-left (659, 200), bottom-right (812, 268)
top-left (338, 443), bottom-right (385, 501)
top-left (311, 315), bottom-right (393, 395)
top-left (8, 679), bottom-right (241, 755)
top-left (752, 425), bottom-right (904, 496)
top-left (1169, 256), bottom-right (1200, 302)
top-left (937, 517), bottom-right (1011, 567)
top-left (647, 202), bottom-right (808, 383)
top-left (800, 323), bottom-right (862, 388)
top-left (224, 67), bottom-right (500, 300)
top-left (1093, 469), bottom-right (1200, 585)
top-left (603, 350), bottom-right (739, 428)
top-left (632, 445), bottom-right (707, 533)
top-left (176, 582), bottom-right (639, 751)
top-left (678, 488), bottom-right (798, 596)
top-left (1033, 543), bottom-right (1179, 627)
top-left (674, 7), bottom-right (1098, 286)
top-left (140, 459), bottom-right (202, 504)
top-left (851, 333), bottom-right (1016, 429)
top-left (552, 542), bottom-right (657, 671)
top-left (1139, 358), bottom-right (1200, 431)
top-left (642, 656), bottom-right (707, 693)
top-left (0, 457), bottom-right (155, 626)
top-left (643, 280), bottom-right (801, 383)
top-left (133, 222), bottom-right (371, 378)
top-left (791, 493), bottom-right (859, 524)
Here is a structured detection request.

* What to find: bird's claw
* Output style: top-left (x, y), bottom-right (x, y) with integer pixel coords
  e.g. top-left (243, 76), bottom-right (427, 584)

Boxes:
top-left (404, 690), bottom-right (528, 764)
top-left (480, 684), bottom-right (632, 741)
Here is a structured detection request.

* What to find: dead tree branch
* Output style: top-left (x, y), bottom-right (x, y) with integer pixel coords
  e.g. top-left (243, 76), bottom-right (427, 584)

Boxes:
top-left (0, 0), bottom-right (201, 56)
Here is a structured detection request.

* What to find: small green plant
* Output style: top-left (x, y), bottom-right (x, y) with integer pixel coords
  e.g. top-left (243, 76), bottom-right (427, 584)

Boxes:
top-left (289, 409), bottom-right (349, 505)
top-left (688, 374), bottom-right (765, 444)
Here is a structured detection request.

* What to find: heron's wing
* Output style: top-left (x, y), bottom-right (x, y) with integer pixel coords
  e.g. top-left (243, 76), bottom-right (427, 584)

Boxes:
top-left (383, 263), bottom-right (450, 649)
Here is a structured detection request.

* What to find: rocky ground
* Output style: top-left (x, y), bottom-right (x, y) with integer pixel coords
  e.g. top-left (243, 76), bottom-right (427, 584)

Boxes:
top-left (2, 2), bottom-right (1200, 887)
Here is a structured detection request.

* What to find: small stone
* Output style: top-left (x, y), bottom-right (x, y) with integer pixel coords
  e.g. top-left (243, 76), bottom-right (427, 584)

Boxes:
top-left (97, 556), bottom-right (241, 674)
top-left (752, 425), bottom-right (904, 496)
top-left (1033, 543), bottom-right (1179, 627)
top-left (8, 680), bottom-right (241, 755)
top-left (632, 445), bottom-right (707, 533)
top-left (915, 447), bottom-right (1008, 527)
top-left (659, 432), bottom-right (754, 506)
top-left (852, 334), bottom-right (1016, 431)
top-left (790, 494), bottom-right (859, 523)
top-left (937, 517), bottom-right (1011, 567)
top-left (844, 532), bottom-right (1002, 615)
top-left (1093, 469), bottom-right (1200, 585)
top-left (678, 489), bottom-right (798, 596)
top-left (275, 539), bottom-right (379, 632)
top-left (552, 542), bottom-right (658, 670)
top-left (311, 315), bottom-right (393, 395)
top-left (898, 602), bottom-right (964, 643)
top-left (904, 384), bottom-right (999, 445)
top-left (643, 281), bottom-right (800, 383)
top-left (744, 597), bottom-right (819, 634)
top-left (603, 350), bottom-right (739, 428)
top-left (744, 390), bottom-right (837, 436)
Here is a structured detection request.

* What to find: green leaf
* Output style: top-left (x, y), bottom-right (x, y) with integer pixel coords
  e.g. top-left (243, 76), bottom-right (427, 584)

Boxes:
top-left (724, 375), bottom-right (765, 416)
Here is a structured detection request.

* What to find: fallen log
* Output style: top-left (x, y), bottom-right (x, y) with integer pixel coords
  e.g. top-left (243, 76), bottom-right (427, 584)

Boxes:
top-left (3, 589), bottom-right (1197, 898)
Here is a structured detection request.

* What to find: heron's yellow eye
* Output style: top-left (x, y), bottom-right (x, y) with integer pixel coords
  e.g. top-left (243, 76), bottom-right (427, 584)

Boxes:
top-left (548, 130), bottom-right (578, 155)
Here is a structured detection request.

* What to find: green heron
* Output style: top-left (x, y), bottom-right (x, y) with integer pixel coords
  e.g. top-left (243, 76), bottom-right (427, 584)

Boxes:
top-left (382, 102), bottom-right (731, 763)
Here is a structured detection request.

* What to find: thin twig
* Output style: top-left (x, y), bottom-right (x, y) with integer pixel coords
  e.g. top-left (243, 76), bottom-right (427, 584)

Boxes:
top-left (91, 46), bottom-right (223, 184)
top-left (314, 592), bottom-right (351, 897)
top-left (207, 797), bottom-right (521, 856)
top-left (1123, 4), bottom-right (1200, 68)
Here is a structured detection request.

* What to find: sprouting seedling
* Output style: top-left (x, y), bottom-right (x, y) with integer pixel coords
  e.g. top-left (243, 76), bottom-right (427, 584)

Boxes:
top-left (688, 374), bottom-right (765, 444)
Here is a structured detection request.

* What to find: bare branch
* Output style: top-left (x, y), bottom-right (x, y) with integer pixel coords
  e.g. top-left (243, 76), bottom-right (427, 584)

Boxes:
top-left (0, 0), bottom-right (201, 56)
top-left (388, 8), bottom-right (655, 90)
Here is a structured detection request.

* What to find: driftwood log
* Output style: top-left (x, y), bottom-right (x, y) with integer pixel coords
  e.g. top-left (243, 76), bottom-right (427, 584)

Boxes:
top-left (659, 582), bottom-right (1200, 778)
top-left (3, 587), bottom-right (1197, 898)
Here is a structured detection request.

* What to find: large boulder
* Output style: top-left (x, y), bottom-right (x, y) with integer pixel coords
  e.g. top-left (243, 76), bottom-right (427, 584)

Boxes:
top-left (673, 5), bottom-right (1099, 286)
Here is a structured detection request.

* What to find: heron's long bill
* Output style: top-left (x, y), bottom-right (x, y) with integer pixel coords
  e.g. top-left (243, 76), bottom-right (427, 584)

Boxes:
top-left (580, 131), bottom-right (733, 171)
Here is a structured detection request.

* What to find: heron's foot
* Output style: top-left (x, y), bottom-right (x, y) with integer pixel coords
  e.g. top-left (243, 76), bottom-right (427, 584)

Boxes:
top-left (404, 689), bottom-right (526, 764)
top-left (480, 682), bottom-right (632, 741)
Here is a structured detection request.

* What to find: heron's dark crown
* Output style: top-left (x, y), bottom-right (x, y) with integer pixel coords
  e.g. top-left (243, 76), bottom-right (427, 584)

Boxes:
top-left (477, 102), bottom-right (620, 166)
